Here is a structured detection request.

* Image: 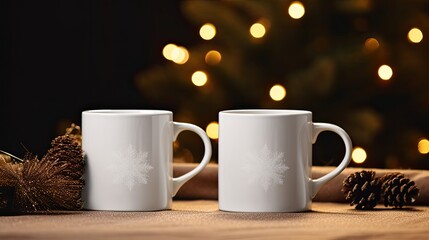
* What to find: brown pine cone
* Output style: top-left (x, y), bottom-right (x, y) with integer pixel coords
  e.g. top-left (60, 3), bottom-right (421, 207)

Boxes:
top-left (42, 135), bottom-right (84, 181)
top-left (41, 134), bottom-right (84, 210)
top-left (342, 170), bottom-right (381, 210)
top-left (381, 173), bottom-right (420, 208)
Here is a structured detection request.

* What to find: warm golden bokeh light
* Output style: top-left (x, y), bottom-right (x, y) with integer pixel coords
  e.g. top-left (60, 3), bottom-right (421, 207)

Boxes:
top-left (162, 44), bottom-right (178, 60)
top-left (205, 50), bottom-right (222, 65)
top-left (250, 23), bottom-right (266, 38)
top-left (163, 44), bottom-right (189, 64)
top-left (418, 138), bottom-right (429, 154)
top-left (171, 46), bottom-right (189, 64)
top-left (364, 38), bottom-right (380, 51)
top-left (408, 28), bottom-right (423, 43)
top-left (200, 23), bottom-right (216, 40)
top-left (288, 1), bottom-right (305, 19)
top-left (191, 71), bottom-right (208, 86)
top-left (352, 147), bottom-right (367, 164)
top-left (206, 122), bottom-right (219, 139)
top-left (269, 84), bottom-right (286, 101)
top-left (378, 65), bottom-right (393, 80)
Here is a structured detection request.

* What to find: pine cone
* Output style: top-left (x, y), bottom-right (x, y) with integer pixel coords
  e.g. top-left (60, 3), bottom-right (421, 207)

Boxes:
top-left (43, 135), bottom-right (84, 181)
top-left (381, 173), bottom-right (420, 208)
top-left (342, 170), bottom-right (381, 209)
top-left (41, 134), bottom-right (84, 210)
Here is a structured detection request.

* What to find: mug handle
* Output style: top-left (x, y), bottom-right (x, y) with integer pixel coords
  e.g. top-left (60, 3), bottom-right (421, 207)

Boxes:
top-left (171, 122), bottom-right (212, 197)
top-left (310, 123), bottom-right (352, 198)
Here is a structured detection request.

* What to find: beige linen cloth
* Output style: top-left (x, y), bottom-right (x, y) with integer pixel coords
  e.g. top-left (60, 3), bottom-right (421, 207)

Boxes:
top-left (174, 163), bottom-right (429, 205)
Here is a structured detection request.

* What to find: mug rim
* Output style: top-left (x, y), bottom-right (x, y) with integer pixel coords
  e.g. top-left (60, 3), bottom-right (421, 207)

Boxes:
top-left (82, 109), bottom-right (172, 116)
top-left (219, 109), bottom-right (312, 116)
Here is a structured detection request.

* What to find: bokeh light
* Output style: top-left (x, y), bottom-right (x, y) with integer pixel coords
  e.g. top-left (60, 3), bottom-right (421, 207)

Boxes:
top-left (162, 44), bottom-right (189, 64)
top-left (250, 23), bottom-right (266, 38)
top-left (206, 122), bottom-right (219, 139)
top-left (200, 23), bottom-right (216, 40)
top-left (378, 65), bottom-right (393, 80)
top-left (205, 50), bottom-right (222, 65)
top-left (171, 46), bottom-right (189, 64)
top-left (352, 147), bottom-right (367, 164)
top-left (162, 43), bottom-right (177, 60)
top-left (288, 1), bottom-right (305, 19)
top-left (364, 38), bottom-right (380, 51)
top-left (408, 28), bottom-right (423, 43)
top-left (418, 138), bottom-right (429, 154)
top-left (191, 71), bottom-right (208, 86)
top-left (269, 84), bottom-right (286, 101)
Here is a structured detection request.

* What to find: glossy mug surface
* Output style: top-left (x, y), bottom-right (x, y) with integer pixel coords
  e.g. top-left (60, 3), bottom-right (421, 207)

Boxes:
top-left (218, 109), bottom-right (352, 212)
top-left (82, 110), bottom-right (212, 211)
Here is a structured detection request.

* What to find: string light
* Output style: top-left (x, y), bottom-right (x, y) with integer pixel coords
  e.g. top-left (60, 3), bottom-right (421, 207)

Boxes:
top-left (288, 1), bottom-right (305, 19)
top-left (364, 38), bottom-right (379, 51)
top-left (418, 138), bottom-right (429, 154)
top-left (378, 65), bottom-right (393, 80)
top-left (250, 23), bottom-right (266, 38)
top-left (408, 28), bottom-right (423, 43)
top-left (269, 84), bottom-right (286, 101)
top-left (206, 122), bottom-right (219, 139)
top-left (205, 50), bottom-right (222, 65)
top-left (200, 23), bottom-right (216, 40)
top-left (191, 71), bottom-right (208, 86)
top-left (352, 147), bottom-right (367, 164)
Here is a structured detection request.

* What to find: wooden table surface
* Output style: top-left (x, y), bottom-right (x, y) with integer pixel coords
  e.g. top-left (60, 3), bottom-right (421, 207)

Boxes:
top-left (1, 200), bottom-right (428, 240)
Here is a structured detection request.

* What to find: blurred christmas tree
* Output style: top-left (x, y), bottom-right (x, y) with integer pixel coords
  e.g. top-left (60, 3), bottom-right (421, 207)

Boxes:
top-left (135, 0), bottom-right (429, 169)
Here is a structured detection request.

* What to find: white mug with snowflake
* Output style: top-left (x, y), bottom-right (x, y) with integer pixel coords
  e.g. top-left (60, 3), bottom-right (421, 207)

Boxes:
top-left (218, 109), bottom-right (352, 212)
top-left (82, 110), bottom-right (211, 211)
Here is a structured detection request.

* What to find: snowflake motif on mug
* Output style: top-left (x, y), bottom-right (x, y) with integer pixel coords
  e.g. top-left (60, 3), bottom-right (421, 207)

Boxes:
top-left (107, 145), bottom-right (154, 191)
top-left (242, 144), bottom-right (289, 191)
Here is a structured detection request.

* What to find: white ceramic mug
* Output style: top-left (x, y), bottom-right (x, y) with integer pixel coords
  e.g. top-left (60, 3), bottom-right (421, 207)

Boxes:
top-left (218, 109), bottom-right (352, 212)
top-left (82, 110), bottom-right (212, 211)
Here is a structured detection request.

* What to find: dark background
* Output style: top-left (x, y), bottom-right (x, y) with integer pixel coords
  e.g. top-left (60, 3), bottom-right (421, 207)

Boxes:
top-left (2, 1), bottom-right (429, 169)
top-left (1, 1), bottom-right (197, 157)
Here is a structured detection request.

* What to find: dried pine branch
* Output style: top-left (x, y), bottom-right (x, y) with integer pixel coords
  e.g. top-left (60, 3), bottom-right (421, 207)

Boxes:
top-left (16, 156), bottom-right (84, 212)
top-left (1, 124), bottom-right (85, 213)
